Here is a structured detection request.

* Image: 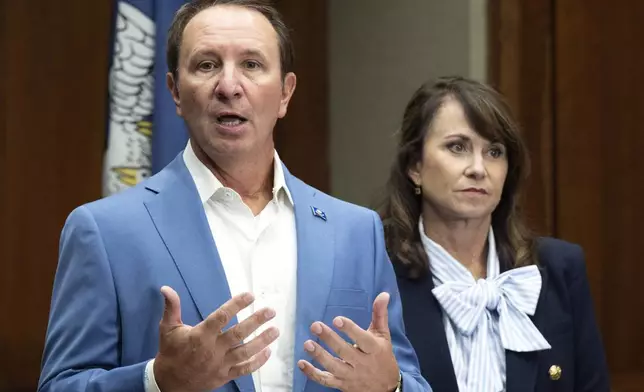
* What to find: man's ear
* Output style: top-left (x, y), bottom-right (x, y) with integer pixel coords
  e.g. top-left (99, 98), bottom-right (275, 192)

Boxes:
top-left (277, 72), bottom-right (297, 119)
top-left (166, 72), bottom-right (182, 116)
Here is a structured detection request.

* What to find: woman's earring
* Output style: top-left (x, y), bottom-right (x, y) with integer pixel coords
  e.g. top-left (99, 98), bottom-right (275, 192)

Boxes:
top-left (414, 185), bottom-right (421, 195)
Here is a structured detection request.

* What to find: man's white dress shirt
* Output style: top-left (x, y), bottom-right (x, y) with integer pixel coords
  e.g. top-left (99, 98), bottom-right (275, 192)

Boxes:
top-left (145, 142), bottom-right (298, 392)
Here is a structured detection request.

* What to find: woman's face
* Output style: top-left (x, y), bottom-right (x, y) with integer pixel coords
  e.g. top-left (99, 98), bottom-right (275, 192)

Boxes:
top-left (409, 98), bottom-right (508, 223)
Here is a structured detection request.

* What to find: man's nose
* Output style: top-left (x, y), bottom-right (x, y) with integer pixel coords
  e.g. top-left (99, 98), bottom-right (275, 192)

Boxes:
top-left (214, 64), bottom-right (242, 100)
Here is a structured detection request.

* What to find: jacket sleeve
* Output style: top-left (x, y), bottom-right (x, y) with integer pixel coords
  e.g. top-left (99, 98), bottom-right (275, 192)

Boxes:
top-left (371, 211), bottom-right (432, 392)
top-left (38, 205), bottom-right (148, 392)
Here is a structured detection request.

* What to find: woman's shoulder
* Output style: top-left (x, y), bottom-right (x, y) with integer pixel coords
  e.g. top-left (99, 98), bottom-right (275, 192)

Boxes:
top-left (534, 236), bottom-right (588, 281)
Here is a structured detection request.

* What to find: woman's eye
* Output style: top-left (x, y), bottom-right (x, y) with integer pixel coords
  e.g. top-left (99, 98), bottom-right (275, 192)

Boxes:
top-left (448, 142), bottom-right (466, 153)
top-left (489, 146), bottom-right (505, 158)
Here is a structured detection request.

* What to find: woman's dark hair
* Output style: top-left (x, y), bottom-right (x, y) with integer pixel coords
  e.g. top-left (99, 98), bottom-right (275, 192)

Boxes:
top-left (379, 76), bottom-right (537, 279)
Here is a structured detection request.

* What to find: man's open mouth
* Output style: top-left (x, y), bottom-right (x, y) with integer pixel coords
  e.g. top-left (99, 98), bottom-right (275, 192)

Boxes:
top-left (216, 114), bottom-right (248, 126)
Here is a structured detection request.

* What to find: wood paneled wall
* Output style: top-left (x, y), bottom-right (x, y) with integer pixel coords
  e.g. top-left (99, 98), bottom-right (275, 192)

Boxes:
top-left (274, 0), bottom-right (329, 191)
top-left (488, 0), bottom-right (555, 237)
top-left (1, 1), bottom-right (112, 389)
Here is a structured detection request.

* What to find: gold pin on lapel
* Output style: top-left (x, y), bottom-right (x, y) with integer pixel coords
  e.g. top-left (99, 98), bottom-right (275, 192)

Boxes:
top-left (548, 365), bottom-right (562, 381)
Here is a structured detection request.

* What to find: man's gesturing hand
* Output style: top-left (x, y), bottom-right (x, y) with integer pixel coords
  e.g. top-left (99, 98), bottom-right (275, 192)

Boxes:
top-left (153, 286), bottom-right (279, 392)
top-left (297, 292), bottom-right (400, 392)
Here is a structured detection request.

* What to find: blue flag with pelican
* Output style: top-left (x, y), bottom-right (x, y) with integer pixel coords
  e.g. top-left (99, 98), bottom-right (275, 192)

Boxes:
top-left (103, 0), bottom-right (189, 196)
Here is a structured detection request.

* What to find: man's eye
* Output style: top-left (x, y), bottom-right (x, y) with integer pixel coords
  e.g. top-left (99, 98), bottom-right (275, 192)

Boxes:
top-left (243, 60), bottom-right (261, 70)
top-left (198, 62), bottom-right (216, 71)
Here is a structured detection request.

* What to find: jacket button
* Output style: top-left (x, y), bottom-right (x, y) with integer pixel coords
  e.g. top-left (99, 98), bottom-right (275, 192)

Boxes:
top-left (548, 365), bottom-right (562, 381)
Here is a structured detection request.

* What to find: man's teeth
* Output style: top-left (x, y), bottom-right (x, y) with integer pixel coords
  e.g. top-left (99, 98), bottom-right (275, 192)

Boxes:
top-left (221, 118), bottom-right (242, 126)
top-left (217, 116), bottom-right (245, 126)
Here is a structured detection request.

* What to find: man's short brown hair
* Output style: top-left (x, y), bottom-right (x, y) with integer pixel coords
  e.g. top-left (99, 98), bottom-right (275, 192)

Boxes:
top-left (166, 0), bottom-right (294, 80)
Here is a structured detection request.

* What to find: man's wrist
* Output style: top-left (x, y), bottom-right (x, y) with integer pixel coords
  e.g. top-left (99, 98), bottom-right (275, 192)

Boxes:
top-left (144, 359), bottom-right (162, 392)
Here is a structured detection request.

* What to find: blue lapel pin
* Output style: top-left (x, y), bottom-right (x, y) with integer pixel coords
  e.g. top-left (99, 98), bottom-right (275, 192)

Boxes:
top-left (310, 206), bottom-right (327, 221)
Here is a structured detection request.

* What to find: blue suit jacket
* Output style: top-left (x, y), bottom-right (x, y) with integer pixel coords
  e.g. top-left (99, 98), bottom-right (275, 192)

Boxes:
top-left (38, 154), bottom-right (430, 392)
top-left (396, 237), bottom-right (610, 392)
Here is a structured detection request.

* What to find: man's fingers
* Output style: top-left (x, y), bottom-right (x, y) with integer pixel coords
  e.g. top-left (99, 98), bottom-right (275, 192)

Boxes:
top-left (310, 322), bottom-right (355, 362)
top-left (297, 360), bottom-right (342, 389)
top-left (199, 292), bottom-right (255, 334)
top-left (159, 286), bottom-right (183, 330)
top-left (225, 326), bottom-right (280, 364)
top-left (228, 347), bottom-right (272, 379)
top-left (369, 292), bottom-right (391, 338)
top-left (221, 307), bottom-right (276, 346)
top-left (332, 316), bottom-right (378, 354)
top-left (303, 340), bottom-right (351, 376)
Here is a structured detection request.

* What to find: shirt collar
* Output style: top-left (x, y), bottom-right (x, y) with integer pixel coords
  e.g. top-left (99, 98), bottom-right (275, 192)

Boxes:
top-left (419, 218), bottom-right (500, 284)
top-left (182, 140), bottom-right (294, 206)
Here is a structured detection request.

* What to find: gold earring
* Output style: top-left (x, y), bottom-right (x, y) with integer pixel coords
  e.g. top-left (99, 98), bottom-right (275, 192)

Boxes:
top-left (414, 186), bottom-right (421, 195)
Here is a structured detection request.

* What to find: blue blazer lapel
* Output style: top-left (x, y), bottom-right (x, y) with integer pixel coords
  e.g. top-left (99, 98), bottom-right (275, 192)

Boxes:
top-left (284, 169), bottom-right (334, 392)
top-left (143, 155), bottom-right (254, 392)
top-left (504, 261), bottom-right (549, 392)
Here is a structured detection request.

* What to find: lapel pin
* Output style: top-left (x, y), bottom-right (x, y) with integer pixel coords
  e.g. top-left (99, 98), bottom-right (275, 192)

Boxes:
top-left (548, 365), bottom-right (562, 381)
top-left (310, 206), bottom-right (327, 221)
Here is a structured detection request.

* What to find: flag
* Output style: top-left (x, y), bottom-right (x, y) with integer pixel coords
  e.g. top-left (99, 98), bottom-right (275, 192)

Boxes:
top-left (103, 0), bottom-right (189, 196)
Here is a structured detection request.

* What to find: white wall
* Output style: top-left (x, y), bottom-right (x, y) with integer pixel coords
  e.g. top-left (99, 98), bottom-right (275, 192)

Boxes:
top-left (329, 0), bottom-right (488, 207)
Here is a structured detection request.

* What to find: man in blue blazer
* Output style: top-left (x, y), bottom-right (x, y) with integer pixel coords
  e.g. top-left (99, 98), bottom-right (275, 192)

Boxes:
top-left (38, 1), bottom-right (428, 391)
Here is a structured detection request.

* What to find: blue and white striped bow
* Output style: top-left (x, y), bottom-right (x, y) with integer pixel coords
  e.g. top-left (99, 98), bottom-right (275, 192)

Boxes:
top-left (433, 265), bottom-right (551, 391)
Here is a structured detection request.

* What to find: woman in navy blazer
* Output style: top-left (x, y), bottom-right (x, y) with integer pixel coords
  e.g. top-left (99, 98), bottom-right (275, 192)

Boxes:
top-left (378, 76), bottom-right (610, 391)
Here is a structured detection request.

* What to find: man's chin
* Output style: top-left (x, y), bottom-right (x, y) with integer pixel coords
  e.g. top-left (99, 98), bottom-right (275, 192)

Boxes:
top-left (205, 139), bottom-right (272, 160)
top-left (212, 121), bottom-right (250, 138)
